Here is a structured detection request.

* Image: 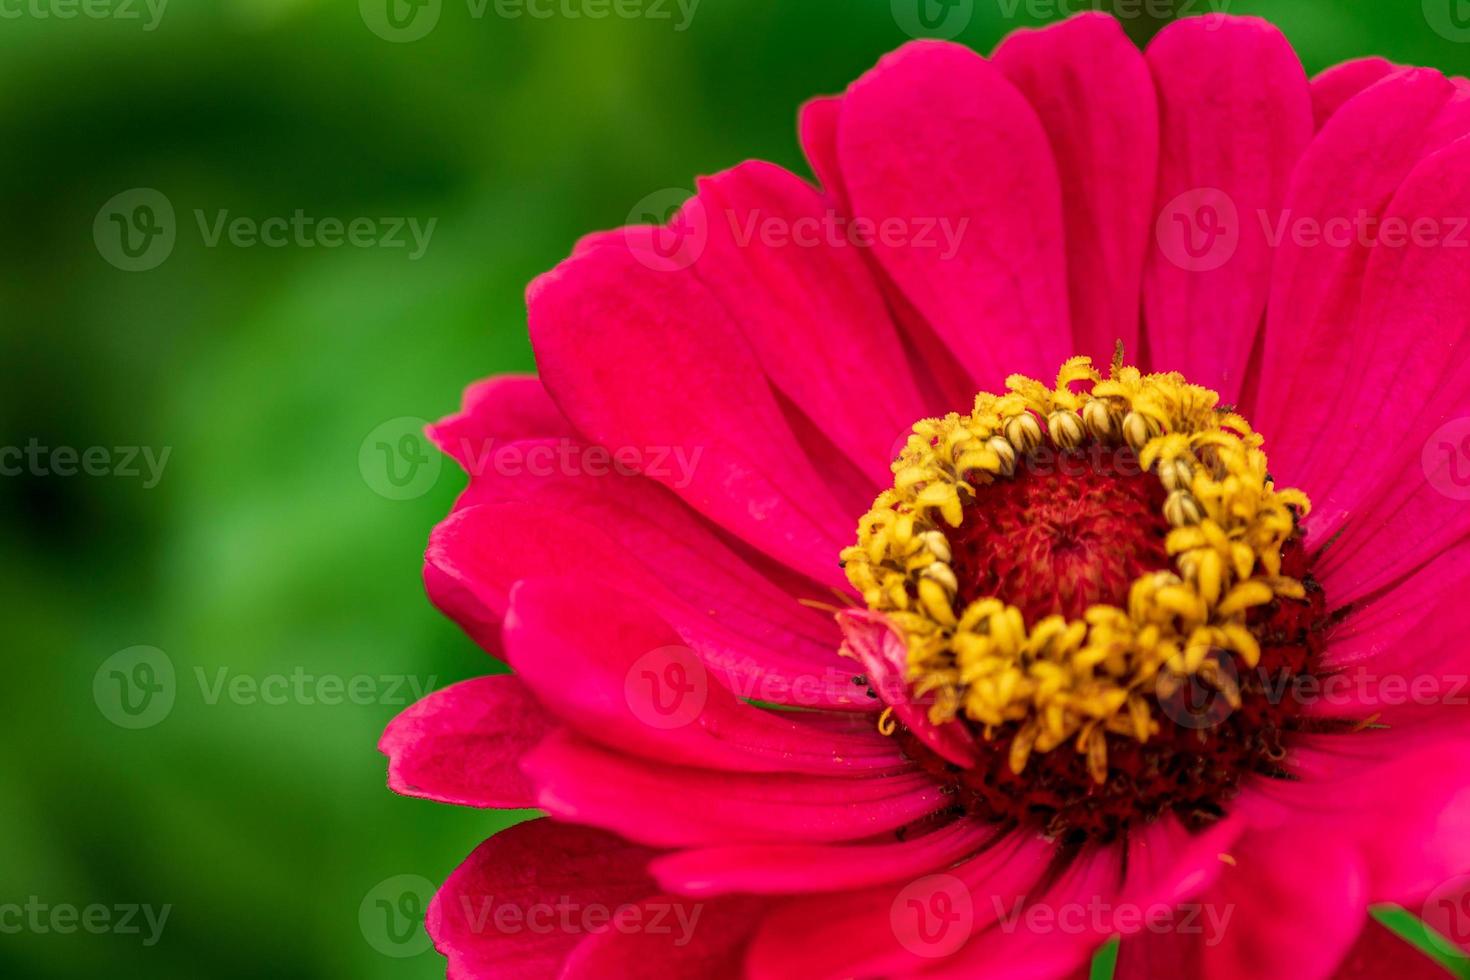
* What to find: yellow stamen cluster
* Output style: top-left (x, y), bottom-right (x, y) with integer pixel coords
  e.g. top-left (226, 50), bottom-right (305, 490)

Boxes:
top-left (840, 355), bottom-right (1309, 783)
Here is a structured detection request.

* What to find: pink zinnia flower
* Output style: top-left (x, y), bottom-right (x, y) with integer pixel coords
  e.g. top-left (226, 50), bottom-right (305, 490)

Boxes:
top-left (382, 12), bottom-right (1470, 978)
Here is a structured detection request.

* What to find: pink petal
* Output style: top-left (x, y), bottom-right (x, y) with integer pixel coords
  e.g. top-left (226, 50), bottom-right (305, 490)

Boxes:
top-left (994, 12), bottom-right (1158, 366)
top-left (522, 730), bottom-right (948, 848)
top-left (503, 578), bottom-right (907, 774)
top-left (837, 609), bottom-right (978, 768)
top-left (836, 40), bottom-right (1071, 388)
top-left (1255, 69), bottom-right (1456, 518)
top-left (1308, 552), bottom-right (1470, 724)
top-left (425, 556), bottom-right (510, 659)
top-left (1142, 15), bottom-right (1312, 401)
top-left (942, 817), bottom-right (1243, 980)
top-left (428, 375), bottom-right (573, 474)
top-left (379, 674), bottom-right (552, 808)
top-left (1115, 829), bottom-right (1367, 980)
top-left (744, 830), bottom-right (1056, 979)
top-left (1114, 929), bottom-right (1206, 979)
top-left (1113, 813), bottom-right (1249, 912)
top-left (558, 895), bottom-right (765, 980)
top-left (527, 235), bottom-right (851, 587)
top-left (1322, 546), bottom-right (1470, 677)
top-left (693, 161), bottom-right (927, 487)
top-left (1298, 135), bottom-right (1470, 591)
top-left (1332, 919), bottom-right (1454, 979)
top-left (798, 96), bottom-right (846, 206)
top-left (427, 501), bottom-right (865, 710)
top-left (449, 438), bottom-right (845, 658)
top-left (427, 818), bottom-right (659, 980)
top-left (1328, 552), bottom-right (1470, 714)
top-left (1311, 58), bottom-right (1397, 128)
top-left (650, 819), bottom-right (997, 897)
top-left (799, 94), bottom-right (981, 415)
top-left (1246, 737), bottom-right (1470, 904)
top-left (1202, 828), bottom-right (1367, 980)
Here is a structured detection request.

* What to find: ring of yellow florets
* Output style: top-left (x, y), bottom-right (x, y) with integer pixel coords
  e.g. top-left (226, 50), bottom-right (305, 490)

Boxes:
top-left (841, 354), bottom-right (1310, 785)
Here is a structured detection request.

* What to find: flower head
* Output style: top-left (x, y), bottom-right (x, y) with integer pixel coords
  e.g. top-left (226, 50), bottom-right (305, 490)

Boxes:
top-left (383, 12), bottom-right (1470, 978)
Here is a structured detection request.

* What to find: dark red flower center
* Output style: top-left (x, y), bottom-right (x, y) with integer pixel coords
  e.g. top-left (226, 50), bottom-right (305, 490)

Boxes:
top-left (844, 358), bottom-right (1330, 844)
top-left (946, 451), bottom-right (1171, 621)
top-left (894, 449), bottom-right (1327, 843)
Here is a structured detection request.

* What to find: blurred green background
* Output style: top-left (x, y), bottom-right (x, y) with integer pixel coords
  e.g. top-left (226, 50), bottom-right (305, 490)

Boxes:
top-left (5, 0), bottom-right (1470, 977)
